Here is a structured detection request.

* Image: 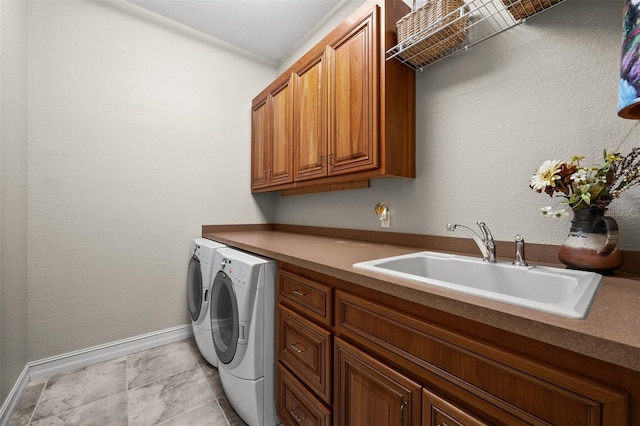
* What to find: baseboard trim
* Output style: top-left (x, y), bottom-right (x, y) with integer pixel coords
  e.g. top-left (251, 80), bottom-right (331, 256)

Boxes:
top-left (0, 324), bottom-right (193, 425)
top-left (0, 365), bottom-right (30, 426)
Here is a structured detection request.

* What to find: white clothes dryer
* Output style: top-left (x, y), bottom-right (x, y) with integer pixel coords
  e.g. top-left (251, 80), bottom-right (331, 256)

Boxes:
top-left (210, 247), bottom-right (279, 426)
top-left (187, 238), bottom-right (225, 366)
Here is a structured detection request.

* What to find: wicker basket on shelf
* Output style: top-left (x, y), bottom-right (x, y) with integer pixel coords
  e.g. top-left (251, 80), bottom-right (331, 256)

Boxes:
top-left (502, 0), bottom-right (561, 21)
top-left (396, 0), bottom-right (468, 67)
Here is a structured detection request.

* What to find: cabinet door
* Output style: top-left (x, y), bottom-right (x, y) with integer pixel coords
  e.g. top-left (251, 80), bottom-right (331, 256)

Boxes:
top-left (294, 54), bottom-right (327, 181)
top-left (251, 78), bottom-right (294, 190)
top-left (335, 338), bottom-right (421, 426)
top-left (269, 77), bottom-right (294, 186)
top-left (326, 7), bottom-right (378, 175)
top-left (251, 96), bottom-right (270, 189)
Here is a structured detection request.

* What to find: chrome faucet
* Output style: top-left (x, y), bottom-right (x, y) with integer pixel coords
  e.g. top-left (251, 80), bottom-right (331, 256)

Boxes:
top-left (446, 222), bottom-right (496, 262)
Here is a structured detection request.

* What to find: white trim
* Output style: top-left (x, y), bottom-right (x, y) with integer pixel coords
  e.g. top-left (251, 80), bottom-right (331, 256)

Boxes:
top-left (0, 364), bottom-right (30, 426)
top-left (0, 325), bottom-right (193, 424)
top-left (29, 324), bottom-right (193, 381)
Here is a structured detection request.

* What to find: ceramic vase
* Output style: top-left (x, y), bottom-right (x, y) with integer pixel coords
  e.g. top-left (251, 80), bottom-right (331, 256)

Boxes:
top-left (557, 207), bottom-right (623, 274)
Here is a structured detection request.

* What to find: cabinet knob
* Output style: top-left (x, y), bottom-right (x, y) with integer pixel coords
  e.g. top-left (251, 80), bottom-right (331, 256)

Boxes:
top-left (292, 289), bottom-right (306, 297)
top-left (319, 154), bottom-right (324, 168)
top-left (328, 152), bottom-right (333, 166)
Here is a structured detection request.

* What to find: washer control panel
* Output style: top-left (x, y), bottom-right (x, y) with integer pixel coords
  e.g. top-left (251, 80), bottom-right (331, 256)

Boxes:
top-left (221, 258), bottom-right (250, 287)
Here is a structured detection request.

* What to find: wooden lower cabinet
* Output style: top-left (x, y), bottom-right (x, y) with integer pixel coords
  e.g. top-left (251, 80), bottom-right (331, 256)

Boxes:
top-left (335, 290), bottom-right (628, 425)
top-left (275, 264), bottom-right (631, 426)
top-left (335, 338), bottom-right (421, 426)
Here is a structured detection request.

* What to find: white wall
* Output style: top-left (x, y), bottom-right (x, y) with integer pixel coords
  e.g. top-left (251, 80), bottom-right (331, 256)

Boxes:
top-left (1, 0), bottom-right (29, 401)
top-left (26, 0), bottom-right (277, 360)
top-left (277, 0), bottom-right (366, 73)
top-left (275, 0), bottom-right (640, 251)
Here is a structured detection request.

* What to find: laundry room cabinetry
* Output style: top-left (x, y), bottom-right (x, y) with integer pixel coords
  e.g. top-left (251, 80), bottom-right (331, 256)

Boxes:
top-left (276, 269), bottom-right (333, 425)
top-left (251, 0), bottom-right (415, 194)
top-left (251, 75), bottom-right (294, 190)
top-left (274, 263), bottom-right (629, 426)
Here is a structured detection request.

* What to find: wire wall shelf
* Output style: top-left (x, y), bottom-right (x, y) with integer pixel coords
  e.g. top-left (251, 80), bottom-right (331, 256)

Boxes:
top-left (386, 0), bottom-right (567, 71)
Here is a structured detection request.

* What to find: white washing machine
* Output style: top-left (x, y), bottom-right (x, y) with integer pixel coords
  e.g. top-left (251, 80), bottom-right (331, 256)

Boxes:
top-left (210, 247), bottom-right (280, 426)
top-left (187, 238), bottom-right (225, 366)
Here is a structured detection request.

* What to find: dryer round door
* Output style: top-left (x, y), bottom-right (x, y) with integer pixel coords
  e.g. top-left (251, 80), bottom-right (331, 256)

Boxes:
top-left (187, 254), bottom-right (203, 322)
top-left (210, 271), bottom-right (239, 365)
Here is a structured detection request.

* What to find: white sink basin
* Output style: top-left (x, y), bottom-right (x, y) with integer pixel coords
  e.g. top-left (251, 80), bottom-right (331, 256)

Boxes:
top-left (353, 251), bottom-right (602, 319)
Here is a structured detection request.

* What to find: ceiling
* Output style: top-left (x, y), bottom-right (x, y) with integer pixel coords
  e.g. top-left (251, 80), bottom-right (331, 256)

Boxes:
top-left (128, 0), bottom-right (347, 64)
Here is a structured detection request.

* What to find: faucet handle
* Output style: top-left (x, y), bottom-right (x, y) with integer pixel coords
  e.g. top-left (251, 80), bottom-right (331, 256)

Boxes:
top-left (477, 222), bottom-right (494, 244)
top-left (513, 235), bottom-right (529, 267)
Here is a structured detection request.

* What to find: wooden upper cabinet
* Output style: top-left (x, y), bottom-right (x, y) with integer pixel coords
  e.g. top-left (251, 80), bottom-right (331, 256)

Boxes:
top-left (251, 0), bottom-right (415, 193)
top-left (294, 54), bottom-right (327, 181)
top-left (251, 76), bottom-right (294, 190)
top-left (326, 8), bottom-right (377, 175)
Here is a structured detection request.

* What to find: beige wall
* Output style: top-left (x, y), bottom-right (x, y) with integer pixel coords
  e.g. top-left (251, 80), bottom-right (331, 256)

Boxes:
top-left (1, 0), bottom-right (30, 401)
top-left (274, 0), bottom-right (640, 251)
top-left (25, 0), bottom-right (276, 362)
top-left (2, 0), bottom-right (637, 404)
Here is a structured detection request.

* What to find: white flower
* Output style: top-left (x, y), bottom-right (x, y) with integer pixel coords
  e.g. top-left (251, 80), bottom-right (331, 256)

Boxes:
top-left (553, 209), bottom-right (569, 218)
top-left (530, 160), bottom-right (562, 191)
top-left (570, 169), bottom-right (588, 184)
top-left (540, 206), bottom-right (554, 216)
top-left (540, 206), bottom-right (568, 218)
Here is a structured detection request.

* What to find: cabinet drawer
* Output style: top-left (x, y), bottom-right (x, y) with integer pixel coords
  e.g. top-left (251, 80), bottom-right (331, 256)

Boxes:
top-left (336, 290), bottom-right (628, 425)
top-left (278, 269), bottom-right (332, 326)
top-left (423, 388), bottom-right (490, 426)
top-left (277, 304), bottom-right (332, 403)
top-left (277, 363), bottom-right (331, 426)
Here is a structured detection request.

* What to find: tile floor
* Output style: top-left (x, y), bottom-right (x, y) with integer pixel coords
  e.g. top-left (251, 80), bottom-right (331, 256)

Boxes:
top-left (9, 339), bottom-right (248, 426)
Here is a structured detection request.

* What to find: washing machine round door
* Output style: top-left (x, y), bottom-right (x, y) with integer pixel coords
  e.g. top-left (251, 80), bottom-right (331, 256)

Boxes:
top-left (187, 255), bottom-right (203, 322)
top-left (210, 271), bottom-right (239, 365)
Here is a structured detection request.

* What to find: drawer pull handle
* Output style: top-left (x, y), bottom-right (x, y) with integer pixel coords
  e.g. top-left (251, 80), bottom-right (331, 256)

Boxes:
top-left (399, 401), bottom-right (408, 425)
top-left (290, 342), bottom-right (307, 353)
top-left (292, 289), bottom-right (306, 296)
top-left (290, 406), bottom-right (306, 422)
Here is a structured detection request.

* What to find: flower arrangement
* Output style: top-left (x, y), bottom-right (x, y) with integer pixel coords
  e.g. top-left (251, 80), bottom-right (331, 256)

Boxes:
top-left (530, 147), bottom-right (640, 216)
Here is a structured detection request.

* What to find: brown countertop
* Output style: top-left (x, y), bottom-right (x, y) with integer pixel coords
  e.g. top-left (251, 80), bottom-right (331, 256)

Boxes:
top-left (202, 225), bottom-right (640, 373)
